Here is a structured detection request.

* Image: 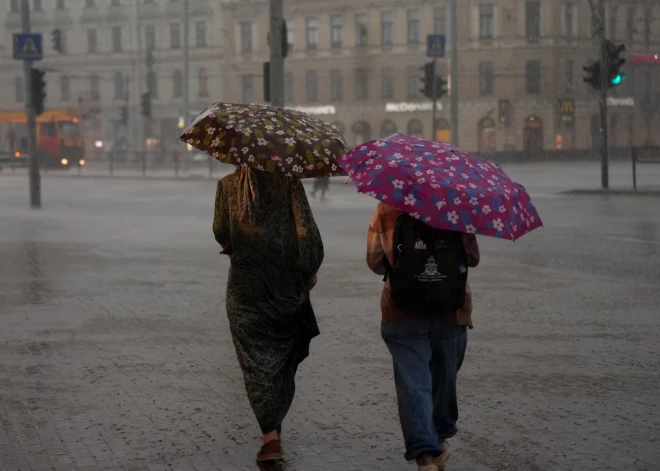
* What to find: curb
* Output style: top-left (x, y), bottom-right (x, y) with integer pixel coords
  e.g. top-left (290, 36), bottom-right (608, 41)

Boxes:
top-left (562, 189), bottom-right (660, 197)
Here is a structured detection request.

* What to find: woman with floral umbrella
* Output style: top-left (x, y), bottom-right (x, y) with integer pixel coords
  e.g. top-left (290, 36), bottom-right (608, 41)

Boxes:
top-left (181, 103), bottom-right (347, 462)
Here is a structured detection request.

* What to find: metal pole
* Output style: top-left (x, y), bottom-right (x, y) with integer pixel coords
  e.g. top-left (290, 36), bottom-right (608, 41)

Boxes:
top-left (135, 1), bottom-right (144, 154)
top-left (631, 147), bottom-right (637, 190)
top-left (449, 0), bottom-right (459, 147)
top-left (432, 59), bottom-right (438, 142)
top-left (21, 0), bottom-right (40, 208)
top-left (269, 0), bottom-right (285, 107)
top-left (182, 0), bottom-right (190, 125)
top-left (598, 1), bottom-right (609, 189)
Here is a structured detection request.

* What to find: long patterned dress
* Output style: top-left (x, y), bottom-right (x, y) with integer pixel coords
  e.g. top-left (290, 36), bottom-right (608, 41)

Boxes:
top-left (213, 168), bottom-right (324, 434)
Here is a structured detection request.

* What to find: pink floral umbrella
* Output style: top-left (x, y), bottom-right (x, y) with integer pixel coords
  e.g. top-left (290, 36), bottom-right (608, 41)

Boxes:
top-left (338, 134), bottom-right (543, 240)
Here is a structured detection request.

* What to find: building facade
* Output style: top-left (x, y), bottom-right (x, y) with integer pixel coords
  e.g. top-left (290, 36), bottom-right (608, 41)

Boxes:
top-left (221, 0), bottom-right (659, 154)
top-left (0, 0), bottom-right (224, 155)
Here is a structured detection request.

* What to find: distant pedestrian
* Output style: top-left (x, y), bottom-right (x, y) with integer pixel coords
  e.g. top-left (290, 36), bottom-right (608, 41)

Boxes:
top-left (213, 166), bottom-right (323, 462)
top-left (311, 176), bottom-right (330, 200)
top-left (366, 202), bottom-right (480, 471)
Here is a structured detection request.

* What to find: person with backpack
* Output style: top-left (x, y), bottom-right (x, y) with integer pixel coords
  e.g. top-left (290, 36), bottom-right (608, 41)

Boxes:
top-left (366, 202), bottom-right (480, 471)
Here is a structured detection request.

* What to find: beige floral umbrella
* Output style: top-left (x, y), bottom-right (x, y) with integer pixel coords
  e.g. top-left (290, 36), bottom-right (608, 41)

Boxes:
top-left (180, 102), bottom-right (348, 178)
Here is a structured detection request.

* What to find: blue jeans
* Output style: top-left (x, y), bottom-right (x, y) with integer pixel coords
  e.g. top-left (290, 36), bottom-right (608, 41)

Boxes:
top-left (381, 319), bottom-right (467, 462)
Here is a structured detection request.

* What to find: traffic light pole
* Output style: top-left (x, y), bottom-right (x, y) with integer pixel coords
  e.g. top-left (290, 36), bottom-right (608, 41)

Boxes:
top-left (269, 0), bottom-right (285, 107)
top-left (431, 59), bottom-right (438, 142)
top-left (449, 0), bottom-right (459, 147)
top-left (599, 35), bottom-right (609, 189)
top-left (21, 0), bottom-right (40, 208)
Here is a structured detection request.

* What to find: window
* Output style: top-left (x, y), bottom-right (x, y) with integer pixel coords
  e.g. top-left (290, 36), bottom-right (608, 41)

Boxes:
top-left (408, 119), bottom-right (424, 139)
top-left (609, 6), bottom-right (617, 40)
top-left (381, 12), bottom-right (394, 45)
top-left (145, 25), bottom-right (156, 50)
top-left (286, 20), bottom-right (293, 49)
top-left (355, 69), bottom-right (368, 100)
top-left (33, 0), bottom-right (42, 11)
top-left (110, 0), bottom-right (120, 6)
top-left (40, 122), bottom-right (57, 137)
top-left (85, 0), bottom-right (95, 7)
top-left (112, 27), bottom-right (122, 52)
top-left (479, 4), bottom-right (494, 39)
top-left (114, 72), bottom-right (124, 100)
top-left (15, 77), bottom-right (24, 103)
top-left (331, 16), bottom-right (343, 48)
top-left (306, 18), bottom-right (318, 49)
top-left (330, 70), bottom-right (343, 101)
top-left (284, 72), bottom-right (293, 103)
top-left (87, 29), bottom-right (98, 53)
top-left (626, 7), bottom-right (635, 41)
top-left (407, 10), bottom-right (420, 44)
top-left (525, 60), bottom-right (541, 95)
top-left (241, 76), bottom-right (253, 103)
top-left (56, 0), bottom-right (65, 9)
top-left (90, 74), bottom-right (101, 101)
top-left (434, 7), bottom-right (447, 35)
top-left (146, 70), bottom-right (157, 98)
top-left (196, 21), bottom-right (207, 48)
top-left (170, 23), bottom-right (181, 49)
top-left (381, 68), bottom-right (394, 99)
top-left (240, 22), bottom-right (253, 54)
top-left (352, 121), bottom-right (372, 146)
top-left (565, 60), bottom-right (574, 92)
top-left (564, 3), bottom-right (576, 38)
top-left (406, 66), bottom-right (420, 99)
top-left (306, 71), bottom-right (318, 102)
top-left (525, 2), bottom-right (540, 41)
top-left (173, 69), bottom-right (182, 98)
top-left (198, 68), bottom-right (209, 97)
top-left (380, 120), bottom-right (397, 138)
top-left (60, 75), bottom-right (70, 102)
top-left (355, 13), bottom-right (368, 47)
top-left (479, 62), bottom-right (493, 96)
top-left (10, 0), bottom-right (18, 13)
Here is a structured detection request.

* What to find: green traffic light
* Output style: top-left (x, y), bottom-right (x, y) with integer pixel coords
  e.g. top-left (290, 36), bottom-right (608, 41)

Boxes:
top-left (611, 73), bottom-right (626, 85)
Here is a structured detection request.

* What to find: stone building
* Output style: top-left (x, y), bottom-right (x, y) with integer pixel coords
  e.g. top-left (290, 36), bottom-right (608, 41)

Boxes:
top-left (221, 0), bottom-right (659, 154)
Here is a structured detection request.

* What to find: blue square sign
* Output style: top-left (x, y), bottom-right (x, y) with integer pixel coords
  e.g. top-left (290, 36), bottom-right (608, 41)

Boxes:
top-left (427, 34), bottom-right (446, 58)
top-left (13, 33), bottom-right (43, 61)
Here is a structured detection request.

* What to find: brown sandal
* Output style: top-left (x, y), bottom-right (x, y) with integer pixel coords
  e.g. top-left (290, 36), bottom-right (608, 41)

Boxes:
top-left (257, 439), bottom-right (282, 461)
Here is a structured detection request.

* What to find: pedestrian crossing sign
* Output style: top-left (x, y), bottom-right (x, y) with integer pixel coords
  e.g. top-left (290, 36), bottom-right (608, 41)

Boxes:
top-left (426, 34), bottom-right (446, 58)
top-left (13, 33), bottom-right (43, 61)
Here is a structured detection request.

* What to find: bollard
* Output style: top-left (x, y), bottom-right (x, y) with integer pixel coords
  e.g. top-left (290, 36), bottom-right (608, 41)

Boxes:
top-left (632, 147), bottom-right (637, 191)
top-left (141, 151), bottom-right (146, 178)
top-left (109, 149), bottom-right (114, 177)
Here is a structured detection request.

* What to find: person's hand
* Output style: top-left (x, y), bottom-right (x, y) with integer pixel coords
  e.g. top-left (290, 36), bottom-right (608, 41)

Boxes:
top-left (309, 274), bottom-right (318, 289)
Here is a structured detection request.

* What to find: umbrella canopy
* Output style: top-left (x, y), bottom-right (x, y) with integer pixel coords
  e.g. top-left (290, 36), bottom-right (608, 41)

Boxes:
top-left (338, 134), bottom-right (543, 240)
top-left (180, 102), bottom-right (348, 178)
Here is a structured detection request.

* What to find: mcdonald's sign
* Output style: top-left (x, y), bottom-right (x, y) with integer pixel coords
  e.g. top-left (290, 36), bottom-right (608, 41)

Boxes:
top-left (558, 99), bottom-right (575, 123)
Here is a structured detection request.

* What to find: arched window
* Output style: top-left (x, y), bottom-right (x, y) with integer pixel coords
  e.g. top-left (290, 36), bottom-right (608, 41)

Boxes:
top-left (407, 118), bottom-right (423, 138)
top-left (173, 69), bottom-right (183, 98)
top-left (198, 68), bottom-right (209, 97)
top-left (352, 121), bottom-right (372, 146)
top-left (380, 119), bottom-right (397, 138)
top-left (477, 117), bottom-right (496, 153)
top-left (434, 118), bottom-right (450, 143)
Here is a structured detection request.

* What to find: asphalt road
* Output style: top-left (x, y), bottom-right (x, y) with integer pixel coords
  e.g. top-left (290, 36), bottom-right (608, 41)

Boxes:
top-left (1, 166), bottom-right (659, 471)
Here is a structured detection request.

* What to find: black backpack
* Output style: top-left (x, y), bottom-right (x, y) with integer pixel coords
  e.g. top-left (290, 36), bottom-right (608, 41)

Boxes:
top-left (387, 215), bottom-right (468, 315)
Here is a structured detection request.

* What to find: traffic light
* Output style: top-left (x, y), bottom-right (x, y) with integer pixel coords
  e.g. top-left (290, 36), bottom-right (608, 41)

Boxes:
top-left (31, 68), bottom-right (46, 117)
top-left (607, 41), bottom-right (626, 86)
top-left (583, 61), bottom-right (601, 90)
top-left (120, 105), bottom-right (128, 125)
top-left (420, 62), bottom-right (434, 99)
top-left (434, 76), bottom-right (448, 99)
top-left (583, 41), bottom-right (626, 90)
top-left (140, 92), bottom-right (151, 118)
top-left (52, 29), bottom-right (63, 53)
top-left (263, 62), bottom-right (271, 103)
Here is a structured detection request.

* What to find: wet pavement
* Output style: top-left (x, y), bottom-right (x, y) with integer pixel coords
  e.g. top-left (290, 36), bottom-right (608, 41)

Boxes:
top-left (1, 164), bottom-right (659, 471)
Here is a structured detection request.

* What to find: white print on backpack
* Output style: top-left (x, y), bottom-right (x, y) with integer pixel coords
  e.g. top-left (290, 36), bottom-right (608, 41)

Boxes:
top-left (416, 256), bottom-right (446, 282)
top-left (414, 239), bottom-right (427, 250)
